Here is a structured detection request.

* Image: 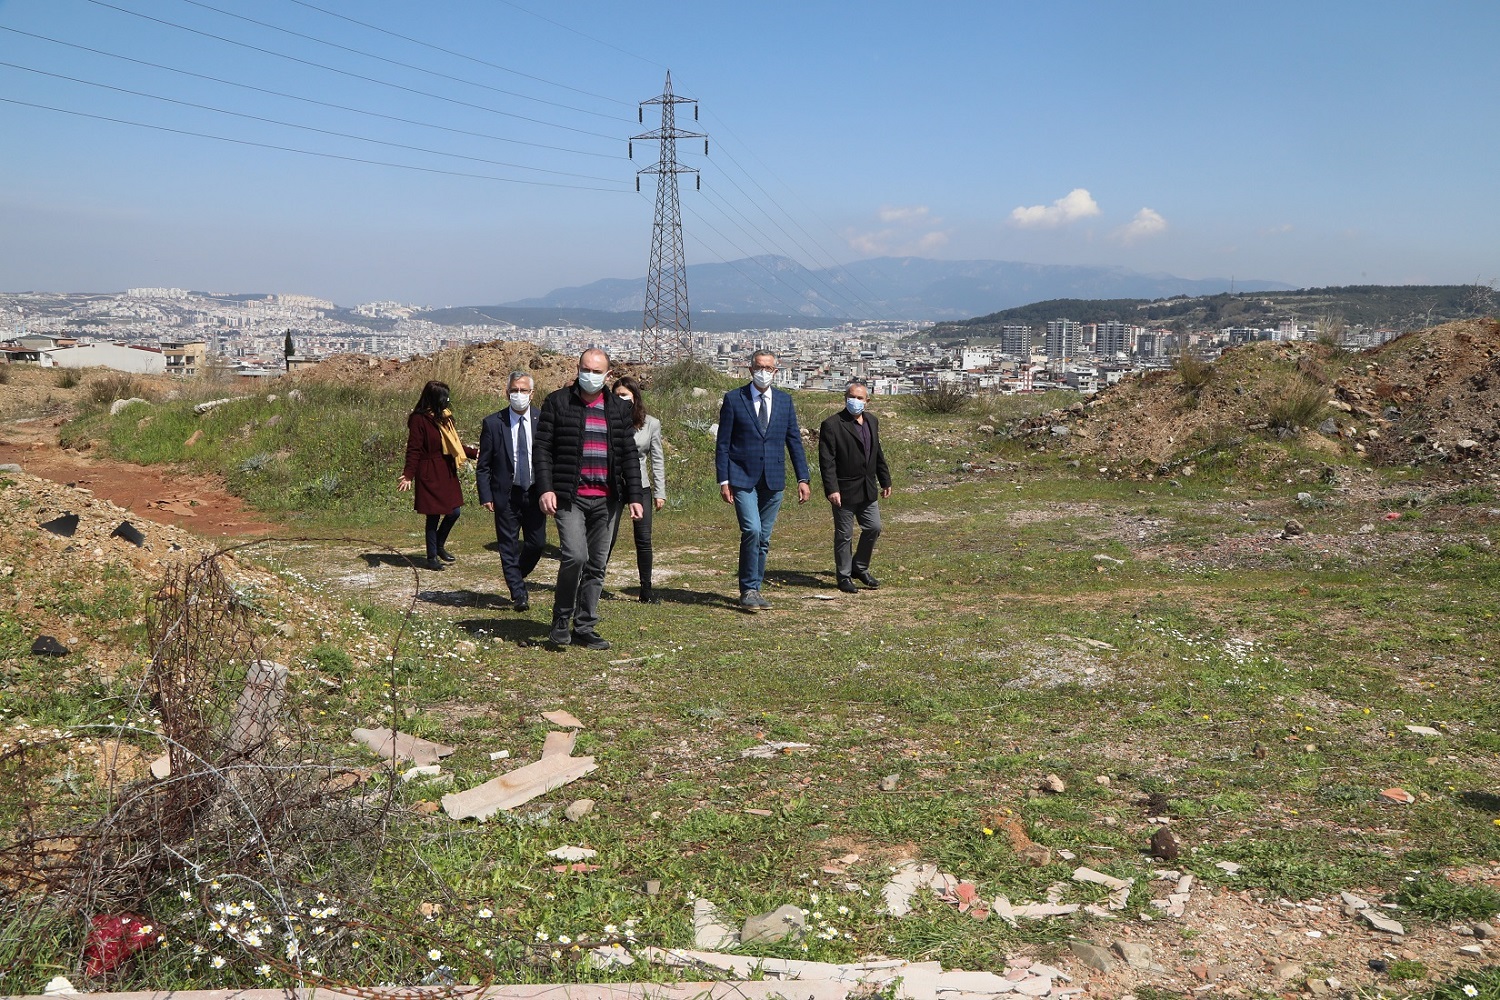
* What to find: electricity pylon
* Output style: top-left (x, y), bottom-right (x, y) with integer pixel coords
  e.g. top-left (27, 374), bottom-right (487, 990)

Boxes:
top-left (631, 71), bottom-right (706, 365)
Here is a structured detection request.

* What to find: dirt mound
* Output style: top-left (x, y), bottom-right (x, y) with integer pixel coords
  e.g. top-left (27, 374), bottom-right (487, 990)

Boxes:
top-left (286, 339), bottom-right (616, 398)
top-left (1017, 320), bottom-right (1499, 477)
top-left (0, 364), bottom-right (179, 421)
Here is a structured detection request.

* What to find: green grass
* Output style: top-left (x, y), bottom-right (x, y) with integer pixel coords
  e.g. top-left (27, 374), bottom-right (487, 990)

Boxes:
top-left (5, 373), bottom-right (1500, 992)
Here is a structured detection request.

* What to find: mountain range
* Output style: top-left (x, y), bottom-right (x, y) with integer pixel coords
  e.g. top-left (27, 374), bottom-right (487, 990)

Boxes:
top-left (501, 255), bottom-right (1292, 322)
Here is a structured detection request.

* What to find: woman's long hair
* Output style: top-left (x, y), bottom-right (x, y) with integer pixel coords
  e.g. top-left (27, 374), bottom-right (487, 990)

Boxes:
top-left (613, 374), bottom-right (647, 429)
top-left (413, 380), bottom-right (451, 420)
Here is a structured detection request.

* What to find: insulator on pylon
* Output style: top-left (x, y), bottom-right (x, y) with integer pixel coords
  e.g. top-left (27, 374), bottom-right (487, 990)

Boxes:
top-left (704, 139), bottom-right (709, 155)
top-left (638, 108), bottom-right (643, 123)
top-left (696, 175), bottom-right (700, 191)
top-left (628, 141), bottom-right (633, 159)
top-left (694, 104), bottom-right (699, 121)
top-left (636, 177), bottom-right (640, 192)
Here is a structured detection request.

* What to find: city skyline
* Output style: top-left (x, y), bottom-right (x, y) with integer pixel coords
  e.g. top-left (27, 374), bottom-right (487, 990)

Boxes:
top-left (1, 0), bottom-right (1497, 307)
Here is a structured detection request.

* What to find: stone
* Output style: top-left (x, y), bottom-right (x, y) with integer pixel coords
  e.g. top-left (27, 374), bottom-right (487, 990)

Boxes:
top-left (1282, 518), bottom-right (1305, 537)
top-left (546, 844), bottom-right (597, 862)
top-left (645, 879), bottom-right (661, 895)
top-left (1111, 940), bottom-right (1153, 969)
top-left (1458, 439), bottom-right (1480, 451)
top-left (1460, 944), bottom-right (1485, 957)
top-left (1270, 961), bottom-right (1303, 980)
top-left (1092, 553), bottom-right (1126, 565)
top-left (1040, 773), bottom-right (1066, 794)
top-left (1149, 826), bottom-right (1180, 860)
top-left (1050, 425), bottom-right (1070, 437)
top-left (1473, 922), bottom-right (1497, 940)
top-left (0, 463), bottom-right (20, 474)
top-left (564, 798), bottom-right (594, 822)
top-left (1017, 844), bottom-right (1053, 867)
top-left (1340, 891), bottom-right (1371, 910)
top-left (1307, 977), bottom-right (1330, 995)
top-left (740, 903), bottom-right (806, 945)
top-left (31, 635), bottom-right (69, 656)
top-left (1362, 910), bottom-right (1405, 935)
top-left (1316, 418), bottom-right (1339, 435)
top-left (1067, 940), bottom-right (1116, 972)
top-left (109, 397), bottom-right (148, 415)
top-left (879, 774), bottom-right (900, 791)
top-left (1404, 725), bottom-right (1441, 737)
top-left (225, 660), bottom-right (288, 755)
top-left (691, 387), bottom-right (708, 398)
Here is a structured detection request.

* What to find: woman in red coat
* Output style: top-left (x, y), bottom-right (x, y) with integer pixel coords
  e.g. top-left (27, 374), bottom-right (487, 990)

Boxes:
top-left (399, 380), bottom-right (467, 571)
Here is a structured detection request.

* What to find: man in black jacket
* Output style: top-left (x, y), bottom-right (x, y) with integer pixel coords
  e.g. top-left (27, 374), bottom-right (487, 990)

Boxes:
top-left (476, 371), bottom-right (546, 612)
top-left (818, 380), bottom-right (892, 593)
top-left (535, 348), bottom-right (644, 650)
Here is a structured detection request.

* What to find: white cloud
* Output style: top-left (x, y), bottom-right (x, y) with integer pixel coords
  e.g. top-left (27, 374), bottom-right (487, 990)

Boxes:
top-left (878, 205), bottom-right (931, 224)
top-left (846, 205), bottom-right (949, 256)
top-left (1114, 207), bottom-right (1167, 244)
top-left (1009, 188), bottom-right (1100, 228)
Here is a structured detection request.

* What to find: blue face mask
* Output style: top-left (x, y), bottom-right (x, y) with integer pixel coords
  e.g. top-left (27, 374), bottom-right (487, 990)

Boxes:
top-left (845, 397), bottom-right (866, 416)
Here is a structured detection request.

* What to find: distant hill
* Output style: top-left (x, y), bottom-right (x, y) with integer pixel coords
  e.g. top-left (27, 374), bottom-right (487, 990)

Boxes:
top-left (414, 304), bottom-right (844, 334)
top-left (503, 255), bottom-right (1291, 322)
top-left (929, 284), bottom-right (1495, 341)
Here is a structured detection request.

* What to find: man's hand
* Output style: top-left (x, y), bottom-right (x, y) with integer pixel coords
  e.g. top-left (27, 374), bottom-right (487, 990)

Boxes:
top-left (482, 501), bottom-right (495, 512)
top-left (720, 484), bottom-right (734, 504)
top-left (654, 497), bottom-right (665, 511)
top-left (629, 502), bottom-right (644, 521)
top-left (828, 491), bottom-right (841, 508)
top-left (540, 491), bottom-right (558, 516)
top-left (797, 481), bottom-right (811, 504)
top-left (881, 486), bottom-right (892, 499)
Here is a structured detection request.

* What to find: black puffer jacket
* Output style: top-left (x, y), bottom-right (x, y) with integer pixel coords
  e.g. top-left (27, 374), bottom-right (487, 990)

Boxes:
top-left (535, 383), bottom-right (645, 505)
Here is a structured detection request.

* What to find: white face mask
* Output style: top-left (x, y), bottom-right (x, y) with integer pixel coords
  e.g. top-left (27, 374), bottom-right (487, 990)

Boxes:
top-left (577, 370), bottom-right (606, 394)
top-left (508, 391), bottom-right (530, 413)
top-left (751, 369), bottom-right (775, 390)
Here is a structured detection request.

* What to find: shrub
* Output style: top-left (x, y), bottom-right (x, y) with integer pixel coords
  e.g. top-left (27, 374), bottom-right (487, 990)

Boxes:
top-left (908, 383), bottom-right (971, 414)
top-left (650, 357), bottom-right (724, 392)
top-left (1395, 875), bottom-right (1500, 922)
top-left (55, 368), bottom-right (81, 389)
top-left (1266, 379), bottom-right (1329, 431)
top-left (86, 373), bottom-right (143, 406)
top-left (1175, 352), bottom-right (1213, 392)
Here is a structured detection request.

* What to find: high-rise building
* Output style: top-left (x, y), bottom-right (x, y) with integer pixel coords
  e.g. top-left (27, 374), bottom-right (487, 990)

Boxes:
top-left (1095, 321), bottom-right (1131, 358)
top-left (1000, 324), bottom-right (1033, 357)
top-left (1045, 319), bottom-right (1080, 361)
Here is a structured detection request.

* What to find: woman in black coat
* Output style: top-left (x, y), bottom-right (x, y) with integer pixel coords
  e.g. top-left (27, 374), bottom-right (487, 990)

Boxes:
top-left (399, 380), bottom-right (467, 571)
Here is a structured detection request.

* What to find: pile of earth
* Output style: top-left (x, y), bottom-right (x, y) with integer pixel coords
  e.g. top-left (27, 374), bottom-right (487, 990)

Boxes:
top-left (285, 339), bottom-right (650, 398)
top-left (1008, 319), bottom-right (1499, 477)
top-left (0, 363), bottom-right (180, 421)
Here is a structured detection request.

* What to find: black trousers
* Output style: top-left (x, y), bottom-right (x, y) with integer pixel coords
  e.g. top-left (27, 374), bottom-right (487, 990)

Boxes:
top-left (609, 499), bottom-right (653, 588)
top-left (424, 507), bottom-right (460, 558)
top-left (493, 485), bottom-right (547, 601)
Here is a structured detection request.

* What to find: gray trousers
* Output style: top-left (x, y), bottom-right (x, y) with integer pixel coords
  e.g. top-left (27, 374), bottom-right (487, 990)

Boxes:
top-left (833, 500), bottom-right (882, 578)
top-left (553, 495), bottom-right (617, 633)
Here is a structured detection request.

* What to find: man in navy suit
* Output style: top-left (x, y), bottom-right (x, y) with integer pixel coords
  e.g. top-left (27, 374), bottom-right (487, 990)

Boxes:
top-left (476, 371), bottom-right (547, 611)
top-left (715, 350), bottom-right (811, 610)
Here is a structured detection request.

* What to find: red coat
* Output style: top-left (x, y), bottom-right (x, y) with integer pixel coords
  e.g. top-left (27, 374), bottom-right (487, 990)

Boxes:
top-left (403, 412), bottom-right (464, 515)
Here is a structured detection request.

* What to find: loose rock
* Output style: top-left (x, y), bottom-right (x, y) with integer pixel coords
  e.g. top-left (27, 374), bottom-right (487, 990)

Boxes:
top-left (740, 903), bottom-right (806, 945)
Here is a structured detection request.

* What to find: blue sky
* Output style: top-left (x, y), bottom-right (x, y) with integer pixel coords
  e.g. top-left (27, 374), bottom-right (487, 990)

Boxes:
top-left (1, 0), bottom-right (1497, 308)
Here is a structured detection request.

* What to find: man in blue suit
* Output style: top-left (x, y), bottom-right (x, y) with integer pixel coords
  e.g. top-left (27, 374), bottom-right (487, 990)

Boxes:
top-left (476, 371), bottom-right (547, 612)
top-left (715, 350), bottom-right (811, 610)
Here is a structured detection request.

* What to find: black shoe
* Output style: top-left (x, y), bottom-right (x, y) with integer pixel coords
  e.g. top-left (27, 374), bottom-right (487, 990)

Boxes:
top-left (855, 571), bottom-right (881, 589)
top-left (437, 548), bottom-right (457, 563)
top-left (422, 557), bottom-right (444, 571)
top-left (548, 624), bottom-right (571, 647)
top-left (571, 630), bottom-right (611, 651)
top-left (638, 587), bottom-right (659, 604)
top-left (837, 576), bottom-right (859, 594)
top-left (513, 595), bottom-right (530, 612)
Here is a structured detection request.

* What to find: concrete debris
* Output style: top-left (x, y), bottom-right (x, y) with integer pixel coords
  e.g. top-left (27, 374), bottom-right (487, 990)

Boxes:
top-left (542, 709), bottom-right (585, 729)
top-left (193, 395), bottom-right (249, 415)
top-left (489, 749), bottom-right (511, 760)
top-left (693, 898), bottom-right (739, 949)
top-left (43, 976), bottom-right (77, 996)
top-left (564, 798), bottom-right (595, 822)
top-left (1214, 861), bottom-right (1242, 875)
top-left (441, 754), bottom-right (597, 821)
top-left (1111, 940), bottom-right (1154, 970)
top-left (1340, 891), bottom-right (1370, 910)
top-left (225, 659), bottom-right (287, 754)
top-left (352, 727), bottom-right (455, 766)
top-left (546, 844), bottom-right (597, 862)
top-left (1073, 866), bottom-right (1131, 891)
top-left (109, 397), bottom-right (148, 415)
top-left (1067, 941), bottom-right (1116, 973)
top-left (1380, 787), bottom-right (1416, 804)
top-left (879, 773), bottom-right (901, 791)
top-left (740, 903), bottom-right (807, 945)
top-left (1052, 634), bottom-right (1116, 650)
top-left (401, 764), bottom-right (443, 783)
top-left (740, 741), bottom-right (813, 759)
top-left (587, 944), bottom-right (636, 970)
top-left (882, 861), bottom-right (958, 917)
top-left (542, 729), bottom-right (578, 758)
top-left (1362, 910), bottom-right (1405, 935)
top-left (1092, 553), bottom-right (1126, 565)
top-left (1404, 724), bottom-right (1442, 737)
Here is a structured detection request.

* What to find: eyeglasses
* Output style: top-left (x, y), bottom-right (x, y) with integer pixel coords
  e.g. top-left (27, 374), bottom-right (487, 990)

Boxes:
top-left (752, 366), bottom-right (778, 374)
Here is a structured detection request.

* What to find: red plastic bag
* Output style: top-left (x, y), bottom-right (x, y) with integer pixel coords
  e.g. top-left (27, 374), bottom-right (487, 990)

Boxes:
top-left (82, 912), bottom-right (154, 977)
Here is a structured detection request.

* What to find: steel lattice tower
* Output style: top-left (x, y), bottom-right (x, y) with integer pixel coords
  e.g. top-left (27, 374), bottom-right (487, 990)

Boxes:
top-left (631, 71), bottom-right (705, 364)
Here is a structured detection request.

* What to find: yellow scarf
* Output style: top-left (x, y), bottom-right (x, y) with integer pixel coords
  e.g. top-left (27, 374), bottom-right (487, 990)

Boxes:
top-left (436, 409), bottom-right (468, 469)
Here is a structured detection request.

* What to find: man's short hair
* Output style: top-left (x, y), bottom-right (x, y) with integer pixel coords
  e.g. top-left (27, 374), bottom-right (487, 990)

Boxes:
top-left (751, 349), bottom-right (777, 367)
top-left (507, 370), bottom-right (532, 390)
top-left (845, 380), bottom-right (869, 398)
top-left (580, 347), bottom-right (610, 367)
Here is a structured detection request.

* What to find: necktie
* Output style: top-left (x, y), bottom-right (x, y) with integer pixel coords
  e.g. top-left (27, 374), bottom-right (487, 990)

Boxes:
top-left (515, 418), bottom-right (531, 489)
top-left (758, 393), bottom-right (769, 432)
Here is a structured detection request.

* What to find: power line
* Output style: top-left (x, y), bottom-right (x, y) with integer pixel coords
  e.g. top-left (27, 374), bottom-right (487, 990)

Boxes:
top-left (680, 202), bottom-right (832, 319)
top-left (0, 95), bottom-right (629, 192)
top-left (172, 0), bottom-right (626, 122)
top-left (282, 0), bottom-right (630, 108)
top-left (495, 0), bottom-right (664, 70)
top-left (75, 0), bottom-right (623, 142)
top-left (0, 24), bottom-right (620, 161)
top-left (0, 24), bottom-right (622, 160)
top-left (0, 60), bottom-right (624, 182)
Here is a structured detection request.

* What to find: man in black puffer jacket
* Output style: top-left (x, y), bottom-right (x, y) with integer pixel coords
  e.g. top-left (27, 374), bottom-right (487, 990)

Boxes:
top-left (536, 347), bottom-right (644, 650)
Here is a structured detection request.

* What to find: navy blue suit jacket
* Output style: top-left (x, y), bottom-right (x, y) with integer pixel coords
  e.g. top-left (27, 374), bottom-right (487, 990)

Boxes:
top-left (715, 384), bottom-right (810, 491)
top-left (475, 408), bottom-right (538, 506)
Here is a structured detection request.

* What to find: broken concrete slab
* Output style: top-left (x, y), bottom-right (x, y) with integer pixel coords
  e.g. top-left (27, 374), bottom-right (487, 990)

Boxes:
top-left (442, 754), bottom-right (597, 821)
top-left (225, 659), bottom-right (288, 755)
top-left (1404, 725), bottom-right (1442, 737)
top-left (1072, 866), bottom-right (1131, 891)
top-left (1010, 903), bottom-right (1079, 918)
top-left (1362, 910), bottom-right (1406, 935)
top-left (741, 903), bottom-right (806, 945)
top-left (352, 727), bottom-right (456, 766)
top-left (564, 798), bottom-right (594, 822)
top-left (883, 861), bottom-right (943, 916)
top-left (542, 709), bottom-right (584, 729)
top-left (542, 730), bottom-right (578, 758)
top-left (1111, 940), bottom-right (1154, 970)
top-left (547, 844), bottom-right (597, 862)
top-left (740, 741), bottom-right (813, 758)
top-left (693, 898), bottom-right (739, 949)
